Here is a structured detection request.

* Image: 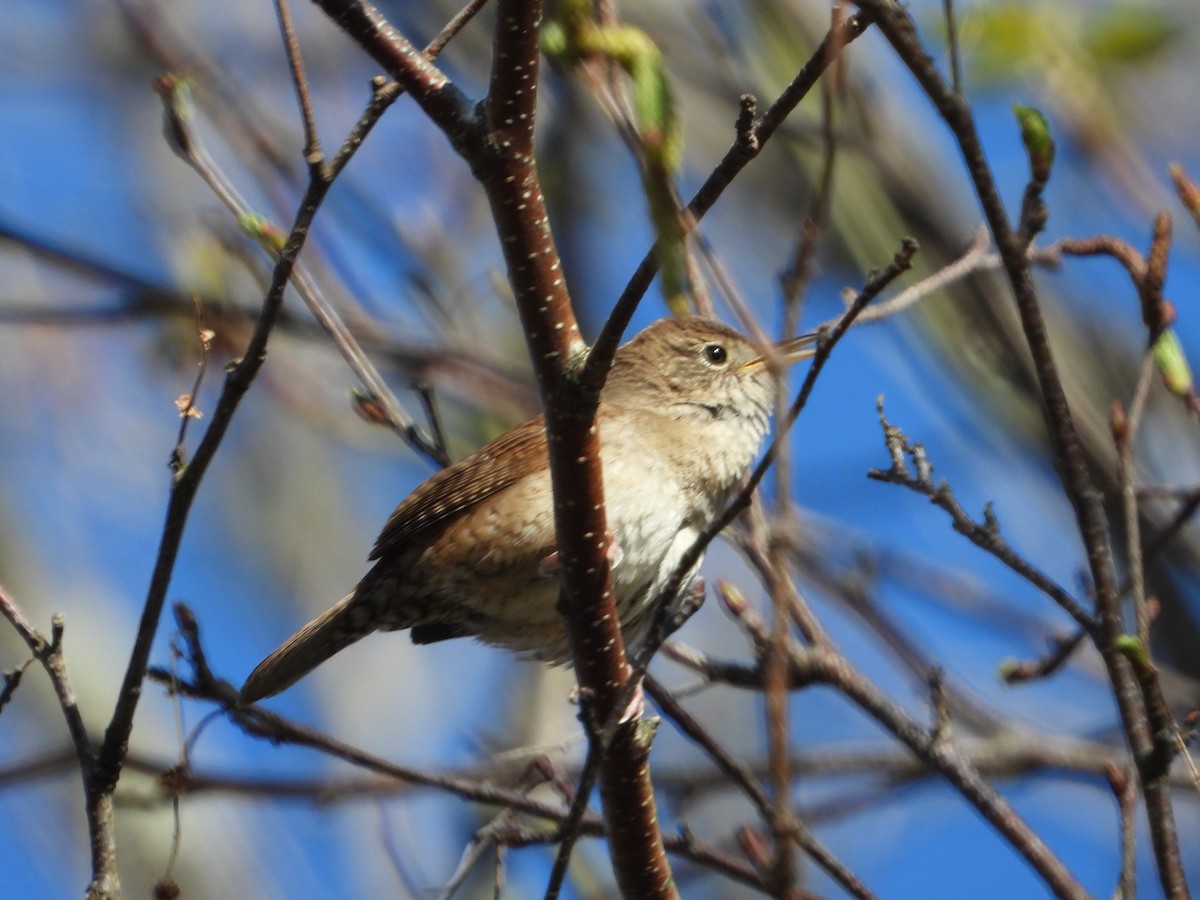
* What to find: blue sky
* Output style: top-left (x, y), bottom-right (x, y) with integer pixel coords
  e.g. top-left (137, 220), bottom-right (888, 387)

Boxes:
top-left (1, 0), bottom-right (1198, 897)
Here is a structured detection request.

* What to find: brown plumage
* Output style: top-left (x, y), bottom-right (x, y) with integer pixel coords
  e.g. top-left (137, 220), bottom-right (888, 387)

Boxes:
top-left (240, 317), bottom-right (815, 703)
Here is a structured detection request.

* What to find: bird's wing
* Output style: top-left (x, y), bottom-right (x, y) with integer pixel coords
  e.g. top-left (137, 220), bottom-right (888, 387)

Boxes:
top-left (369, 414), bottom-right (549, 559)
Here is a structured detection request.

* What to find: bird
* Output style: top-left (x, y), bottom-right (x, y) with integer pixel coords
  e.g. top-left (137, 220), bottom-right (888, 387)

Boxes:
top-left (240, 316), bottom-right (817, 703)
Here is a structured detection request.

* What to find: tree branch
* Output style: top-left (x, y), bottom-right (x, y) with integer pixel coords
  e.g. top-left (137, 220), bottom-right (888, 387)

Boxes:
top-left (584, 10), bottom-right (874, 391)
top-left (850, 4), bottom-right (1187, 893)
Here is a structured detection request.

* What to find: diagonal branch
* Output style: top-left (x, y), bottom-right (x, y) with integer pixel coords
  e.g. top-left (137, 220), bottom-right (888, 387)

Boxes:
top-left (850, 3), bottom-right (1187, 894)
top-left (302, 2), bottom-right (670, 894)
top-left (148, 605), bottom-right (771, 892)
top-left (584, 11), bottom-right (874, 391)
top-left (666, 635), bottom-right (1088, 899)
top-left (0, 587), bottom-right (114, 892)
top-left (94, 143), bottom-right (333, 798)
top-left (867, 402), bottom-right (1097, 633)
top-left (78, 36), bottom-right (433, 893)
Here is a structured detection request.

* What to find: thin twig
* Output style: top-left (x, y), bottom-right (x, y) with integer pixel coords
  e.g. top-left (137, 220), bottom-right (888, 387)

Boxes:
top-left (149, 606), bottom-right (772, 891)
top-left (0, 658), bottom-right (32, 716)
top-left (83, 55), bottom-right (412, 895)
top-left (849, 5), bottom-right (1186, 892)
top-left (273, 0), bottom-right (323, 165)
top-left (764, 485), bottom-right (797, 893)
top-left (868, 400), bottom-right (1097, 633)
top-left (439, 766), bottom-right (549, 900)
top-left (667, 637), bottom-right (1089, 898)
top-left (780, 1), bottom-right (845, 332)
top-left (646, 676), bottom-right (875, 899)
top-left (1001, 629), bottom-right (1088, 685)
top-left (759, 35), bottom-right (850, 872)
top-left (585, 11), bottom-right (873, 392)
top-left (1115, 352), bottom-right (1159, 645)
top-left (0, 586), bottom-right (116, 893)
top-left (168, 296), bottom-right (213, 476)
top-left (1143, 485), bottom-right (1200, 557)
top-left (850, 225), bottom-right (990, 325)
top-left (542, 735), bottom-right (599, 900)
top-left (426, 0), bottom-right (492, 57)
top-left (157, 76), bottom-right (449, 466)
top-left (942, 0), bottom-right (963, 95)
top-left (1107, 763), bottom-right (1139, 899)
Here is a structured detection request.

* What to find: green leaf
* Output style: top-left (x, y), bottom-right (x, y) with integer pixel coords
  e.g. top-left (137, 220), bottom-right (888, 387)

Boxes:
top-left (1013, 104), bottom-right (1055, 184)
top-left (957, 4), bottom-right (1048, 83)
top-left (239, 213), bottom-right (286, 252)
top-left (1153, 329), bottom-right (1193, 396)
top-left (1083, 8), bottom-right (1179, 63)
top-left (540, 21), bottom-right (568, 59)
top-left (1114, 634), bottom-right (1152, 669)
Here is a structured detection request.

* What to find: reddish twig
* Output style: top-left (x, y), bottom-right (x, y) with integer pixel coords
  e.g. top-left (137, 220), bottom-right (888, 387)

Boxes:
top-left (300, 2), bottom-right (676, 894)
top-left (666, 635), bottom-right (1089, 899)
top-left (147, 605), bottom-right (773, 893)
top-left (273, 0), bottom-right (322, 166)
top-left (646, 675), bottom-right (875, 899)
top-left (1001, 629), bottom-right (1088, 685)
top-left (780, 2), bottom-right (846, 332)
top-left (868, 401), bottom-right (1096, 633)
top-left (0, 585), bottom-right (119, 895)
top-left (584, 11), bottom-right (873, 392)
top-left (1106, 763), bottom-right (1139, 899)
top-left (849, 4), bottom-right (1187, 892)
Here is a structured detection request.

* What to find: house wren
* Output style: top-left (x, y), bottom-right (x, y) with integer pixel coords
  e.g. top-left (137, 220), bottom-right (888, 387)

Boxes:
top-left (240, 317), bottom-right (817, 703)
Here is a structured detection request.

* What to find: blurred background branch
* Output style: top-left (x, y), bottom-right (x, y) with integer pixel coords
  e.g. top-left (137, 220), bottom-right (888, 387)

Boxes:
top-left (1, 0), bottom-right (1198, 896)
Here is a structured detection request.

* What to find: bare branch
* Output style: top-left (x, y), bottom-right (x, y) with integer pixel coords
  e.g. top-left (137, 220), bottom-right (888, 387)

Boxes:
top-left (847, 4), bottom-right (1188, 889)
top-left (0, 585), bottom-right (117, 894)
top-left (667, 638), bottom-right (1089, 898)
top-left (155, 75), bottom-right (449, 465)
top-left (868, 400), bottom-right (1097, 633)
top-left (586, 11), bottom-right (874, 391)
top-left (274, 0), bottom-right (323, 166)
top-left (646, 675), bottom-right (874, 900)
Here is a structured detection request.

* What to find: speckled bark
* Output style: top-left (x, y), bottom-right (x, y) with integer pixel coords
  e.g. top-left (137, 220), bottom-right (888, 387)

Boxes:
top-left (305, 1), bottom-right (677, 894)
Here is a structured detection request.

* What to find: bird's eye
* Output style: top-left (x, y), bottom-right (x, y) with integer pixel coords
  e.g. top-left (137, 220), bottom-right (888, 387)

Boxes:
top-left (703, 343), bottom-right (728, 366)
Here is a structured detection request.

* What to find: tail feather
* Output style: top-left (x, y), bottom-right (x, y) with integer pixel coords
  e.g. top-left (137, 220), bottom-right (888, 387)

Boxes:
top-left (240, 592), bottom-right (375, 703)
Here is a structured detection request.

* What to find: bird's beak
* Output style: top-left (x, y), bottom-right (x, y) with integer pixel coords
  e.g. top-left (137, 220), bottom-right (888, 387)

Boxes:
top-left (740, 331), bottom-right (820, 371)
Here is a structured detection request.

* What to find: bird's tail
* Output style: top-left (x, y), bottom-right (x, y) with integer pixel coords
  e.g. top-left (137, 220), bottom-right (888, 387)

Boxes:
top-left (240, 592), bottom-right (374, 703)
